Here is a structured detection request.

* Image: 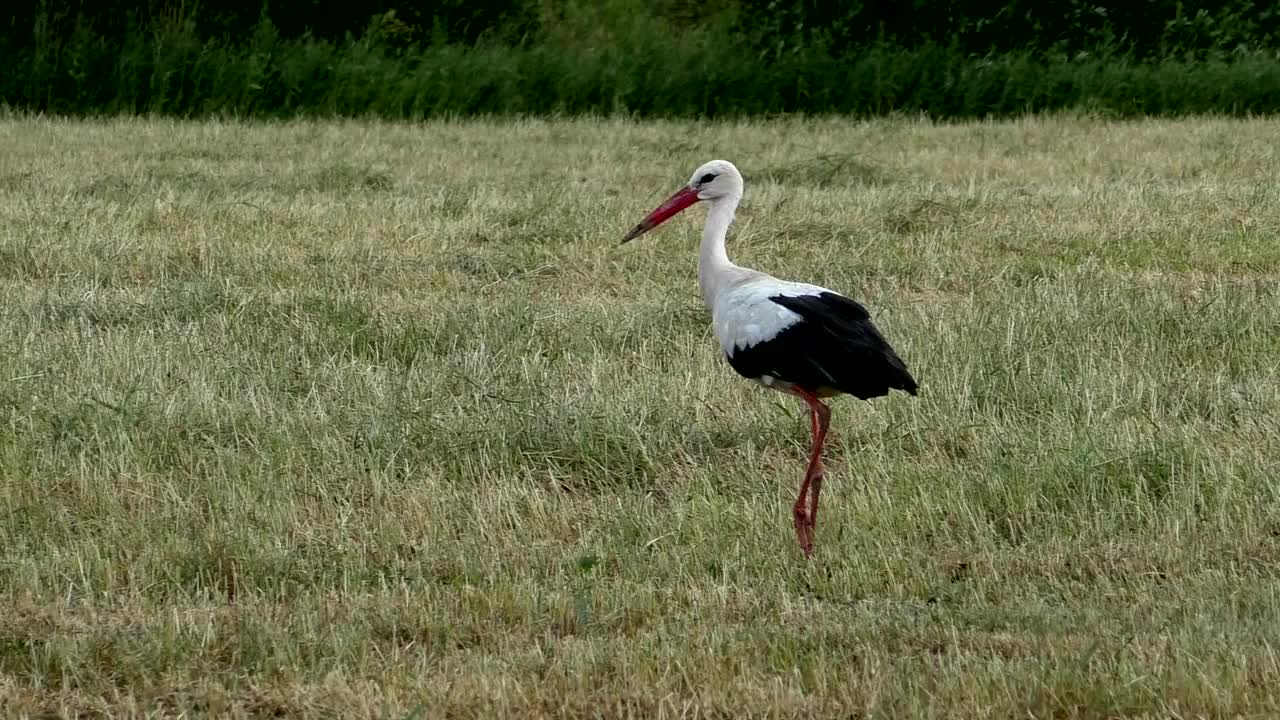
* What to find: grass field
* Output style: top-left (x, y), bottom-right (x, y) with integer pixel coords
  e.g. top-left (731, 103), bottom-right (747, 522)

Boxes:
top-left (2, 114), bottom-right (1280, 718)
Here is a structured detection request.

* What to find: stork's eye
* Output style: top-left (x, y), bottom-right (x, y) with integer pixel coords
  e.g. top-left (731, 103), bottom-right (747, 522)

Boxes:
top-left (698, 173), bottom-right (717, 185)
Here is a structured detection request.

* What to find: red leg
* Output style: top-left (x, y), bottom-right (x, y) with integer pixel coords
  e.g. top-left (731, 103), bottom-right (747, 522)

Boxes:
top-left (791, 388), bottom-right (831, 559)
top-left (792, 502), bottom-right (813, 557)
top-left (806, 400), bottom-right (831, 531)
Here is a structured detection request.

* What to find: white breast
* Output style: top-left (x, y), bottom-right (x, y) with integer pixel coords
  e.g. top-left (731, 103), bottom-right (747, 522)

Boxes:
top-left (711, 278), bottom-right (831, 356)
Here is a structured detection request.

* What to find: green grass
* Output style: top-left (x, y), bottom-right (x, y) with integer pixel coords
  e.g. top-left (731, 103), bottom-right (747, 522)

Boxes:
top-left (2, 114), bottom-right (1280, 717)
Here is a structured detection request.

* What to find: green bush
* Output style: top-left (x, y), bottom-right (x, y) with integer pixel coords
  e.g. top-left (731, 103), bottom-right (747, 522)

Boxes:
top-left (2, 0), bottom-right (1279, 118)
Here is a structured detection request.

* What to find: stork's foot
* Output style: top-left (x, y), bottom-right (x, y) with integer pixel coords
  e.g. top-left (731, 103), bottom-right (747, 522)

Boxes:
top-left (807, 471), bottom-right (823, 532)
top-left (792, 504), bottom-right (814, 558)
top-left (792, 465), bottom-right (825, 559)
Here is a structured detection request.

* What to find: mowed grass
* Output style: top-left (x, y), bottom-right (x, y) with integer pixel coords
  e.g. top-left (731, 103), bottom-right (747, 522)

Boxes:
top-left (2, 114), bottom-right (1280, 718)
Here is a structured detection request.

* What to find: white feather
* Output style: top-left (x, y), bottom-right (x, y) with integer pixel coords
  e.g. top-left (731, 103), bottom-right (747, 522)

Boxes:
top-left (713, 277), bottom-right (831, 356)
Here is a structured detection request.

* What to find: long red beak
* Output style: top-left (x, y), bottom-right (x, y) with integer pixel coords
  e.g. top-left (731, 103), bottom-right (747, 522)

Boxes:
top-left (621, 186), bottom-right (701, 244)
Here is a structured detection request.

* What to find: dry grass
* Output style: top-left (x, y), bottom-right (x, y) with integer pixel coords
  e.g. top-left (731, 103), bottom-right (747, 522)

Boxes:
top-left (2, 114), bottom-right (1280, 718)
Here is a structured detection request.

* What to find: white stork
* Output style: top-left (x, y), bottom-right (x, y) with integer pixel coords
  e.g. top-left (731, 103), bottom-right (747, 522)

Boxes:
top-left (622, 159), bottom-right (918, 558)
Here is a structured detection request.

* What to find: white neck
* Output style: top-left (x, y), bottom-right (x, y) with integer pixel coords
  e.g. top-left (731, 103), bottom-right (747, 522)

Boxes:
top-left (697, 193), bottom-right (744, 308)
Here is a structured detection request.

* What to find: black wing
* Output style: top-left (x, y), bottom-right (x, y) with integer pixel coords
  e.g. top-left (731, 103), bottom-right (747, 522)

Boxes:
top-left (725, 291), bottom-right (917, 400)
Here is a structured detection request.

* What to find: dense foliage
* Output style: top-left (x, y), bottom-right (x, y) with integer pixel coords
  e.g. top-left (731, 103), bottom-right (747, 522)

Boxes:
top-left (3, 0), bottom-right (1278, 117)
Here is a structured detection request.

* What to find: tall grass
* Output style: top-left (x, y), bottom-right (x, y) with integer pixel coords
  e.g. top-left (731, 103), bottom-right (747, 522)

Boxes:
top-left (4, 8), bottom-right (1280, 119)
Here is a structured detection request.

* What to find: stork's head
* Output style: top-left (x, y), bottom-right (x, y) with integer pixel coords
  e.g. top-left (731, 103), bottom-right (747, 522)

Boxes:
top-left (622, 160), bottom-right (743, 244)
